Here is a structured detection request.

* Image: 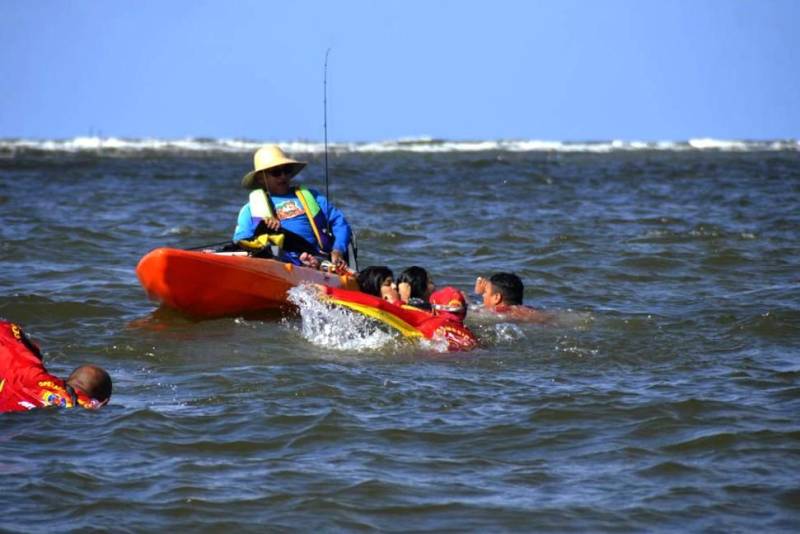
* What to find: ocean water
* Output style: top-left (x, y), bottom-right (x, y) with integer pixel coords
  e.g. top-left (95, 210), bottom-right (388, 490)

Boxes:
top-left (1, 139), bottom-right (799, 532)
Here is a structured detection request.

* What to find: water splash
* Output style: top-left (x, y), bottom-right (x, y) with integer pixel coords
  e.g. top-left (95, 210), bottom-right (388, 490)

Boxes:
top-left (287, 285), bottom-right (399, 352)
top-left (418, 335), bottom-right (452, 353)
top-left (494, 322), bottom-right (527, 343)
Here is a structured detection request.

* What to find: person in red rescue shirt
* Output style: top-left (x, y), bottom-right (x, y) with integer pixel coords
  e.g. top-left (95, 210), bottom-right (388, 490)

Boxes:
top-left (0, 320), bottom-right (112, 413)
top-left (474, 272), bottom-right (554, 323)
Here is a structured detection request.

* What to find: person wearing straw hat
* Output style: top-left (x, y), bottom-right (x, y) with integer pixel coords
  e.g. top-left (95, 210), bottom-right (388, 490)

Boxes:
top-left (233, 144), bottom-right (353, 269)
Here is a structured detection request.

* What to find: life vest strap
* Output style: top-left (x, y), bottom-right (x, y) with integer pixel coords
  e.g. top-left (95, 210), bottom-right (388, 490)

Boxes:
top-left (247, 187), bottom-right (332, 253)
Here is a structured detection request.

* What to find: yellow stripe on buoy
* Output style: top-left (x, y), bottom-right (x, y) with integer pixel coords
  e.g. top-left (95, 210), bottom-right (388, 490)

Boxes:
top-left (325, 297), bottom-right (423, 338)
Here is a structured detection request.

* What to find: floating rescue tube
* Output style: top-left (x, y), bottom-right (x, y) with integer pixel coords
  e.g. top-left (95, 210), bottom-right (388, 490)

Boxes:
top-left (319, 286), bottom-right (478, 352)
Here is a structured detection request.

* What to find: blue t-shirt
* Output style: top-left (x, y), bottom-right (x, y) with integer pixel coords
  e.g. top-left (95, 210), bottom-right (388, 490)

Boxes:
top-left (233, 188), bottom-right (352, 256)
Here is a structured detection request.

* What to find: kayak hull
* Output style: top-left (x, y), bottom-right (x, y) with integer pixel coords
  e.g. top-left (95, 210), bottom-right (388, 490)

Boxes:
top-left (136, 247), bottom-right (358, 318)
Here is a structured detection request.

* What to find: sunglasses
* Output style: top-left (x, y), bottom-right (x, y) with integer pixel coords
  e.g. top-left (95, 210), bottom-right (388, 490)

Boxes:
top-left (266, 166), bottom-right (292, 178)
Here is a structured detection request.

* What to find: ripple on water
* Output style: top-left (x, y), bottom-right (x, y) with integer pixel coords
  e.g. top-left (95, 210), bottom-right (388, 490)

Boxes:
top-left (726, 308), bottom-right (800, 340)
top-left (615, 253), bottom-right (689, 271)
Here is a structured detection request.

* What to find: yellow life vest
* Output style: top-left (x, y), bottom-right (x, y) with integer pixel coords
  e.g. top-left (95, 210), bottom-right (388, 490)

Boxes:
top-left (247, 187), bottom-right (331, 251)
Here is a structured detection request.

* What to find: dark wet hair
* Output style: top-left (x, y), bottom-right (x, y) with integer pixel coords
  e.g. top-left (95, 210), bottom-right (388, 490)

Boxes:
top-left (67, 365), bottom-right (112, 403)
top-left (489, 272), bottom-right (524, 305)
top-left (357, 266), bottom-right (394, 297)
top-left (397, 266), bottom-right (430, 301)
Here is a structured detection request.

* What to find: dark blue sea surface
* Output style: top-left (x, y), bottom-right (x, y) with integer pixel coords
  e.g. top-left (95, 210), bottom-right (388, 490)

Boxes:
top-left (1, 142), bottom-right (799, 532)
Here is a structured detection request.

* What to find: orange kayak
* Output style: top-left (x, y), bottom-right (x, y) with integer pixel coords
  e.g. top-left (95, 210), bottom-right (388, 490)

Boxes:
top-left (136, 247), bottom-right (359, 318)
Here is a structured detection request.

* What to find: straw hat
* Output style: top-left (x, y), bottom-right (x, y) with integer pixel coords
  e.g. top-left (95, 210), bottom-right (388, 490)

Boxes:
top-left (241, 145), bottom-right (307, 189)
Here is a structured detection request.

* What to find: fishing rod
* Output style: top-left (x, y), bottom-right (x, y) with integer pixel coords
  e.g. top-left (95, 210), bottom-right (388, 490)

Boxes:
top-left (322, 48), bottom-right (357, 271)
top-left (323, 47), bottom-right (331, 201)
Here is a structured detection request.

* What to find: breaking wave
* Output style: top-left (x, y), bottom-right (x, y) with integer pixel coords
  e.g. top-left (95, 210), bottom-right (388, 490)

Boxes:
top-left (1, 136), bottom-right (796, 155)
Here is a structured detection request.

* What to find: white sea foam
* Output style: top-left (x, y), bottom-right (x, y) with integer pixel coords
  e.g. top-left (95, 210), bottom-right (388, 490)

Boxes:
top-left (287, 285), bottom-right (398, 352)
top-left (288, 285), bottom-right (464, 355)
top-left (494, 323), bottom-right (526, 343)
top-left (0, 136), bottom-right (796, 155)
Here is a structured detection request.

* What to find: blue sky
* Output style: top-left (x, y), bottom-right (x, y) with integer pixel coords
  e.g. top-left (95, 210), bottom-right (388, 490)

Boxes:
top-left (1, 0), bottom-right (797, 141)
